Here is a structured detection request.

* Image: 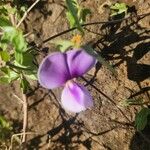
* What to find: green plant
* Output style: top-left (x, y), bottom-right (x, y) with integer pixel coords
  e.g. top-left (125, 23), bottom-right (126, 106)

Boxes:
top-left (66, 0), bottom-right (91, 34)
top-left (121, 98), bottom-right (150, 131)
top-left (0, 2), bottom-right (37, 93)
top-left (110, 2), bottom-right (128, 17)
top-left (121, 98), bottom-right (143, 107)
top-left (0, 116), bottom-right (12, 142)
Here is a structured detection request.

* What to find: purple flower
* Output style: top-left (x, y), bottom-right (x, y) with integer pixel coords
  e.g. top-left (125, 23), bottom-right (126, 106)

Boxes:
top-left (38, 49), bottom-right (96, 113)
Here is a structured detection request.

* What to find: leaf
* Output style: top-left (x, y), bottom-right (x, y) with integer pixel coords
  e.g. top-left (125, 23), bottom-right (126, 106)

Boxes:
top-left (80, 8), bottom-right (91, 24)
top-left (135, 108), bottom-right (150, 131)
top-left (0, 68), bottom-right (19, 84)
top-left (12, 30), bottom-right (27, 53)
top-left (0, 115), bottom-right (12, 140)
top-left (0, 116), bottom-right (11, 129)
top-left (21, 53), bottom-right (35, 68)
top-left (20, 78), bottom-right (30, 93)
top-left (15, 51), bottom-right (23, 64)
top-left (0, 76), bottom-right (10, 84)
top-left (14, 52), bottom-right (37, 72)
top-left (1, 26), bottom-right (27, 53)
top-left (1, 67), bottom-right (9, 74)
top-left (0, 42), bottom-right (7, 51)
top-left (66, 0), bottom-right (83, 33)
top-left (0, 6), bottom-right (8, 16)
top-left (0, 16), bottom-right (11, 27)
top-left (20, 6), bottom-right (26, 13)
top-left (110, 2), bottom-right (128, 16)
top-left (82, 45), bottom-right (117, 76)
top-left (9, 70), bottom-right (19, 80)
top-left (25, 72), bottom-right (37, 80)
top-left (0, 51), bottom-right (10, 62)
top-left (66, 11), bottom-right (76, 28)
top-left (54, 40), bottom-right (74, 52)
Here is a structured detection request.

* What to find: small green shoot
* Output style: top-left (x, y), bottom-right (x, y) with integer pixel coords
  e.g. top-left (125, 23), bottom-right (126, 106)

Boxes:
top-left (66, 0), bottom-right (91, 34)
top-left (0, 26), bottom-right (37, 93)
top-left (121, 98), bottom-right (143, 107)
top-left (0, 116), bottom-right (12, 141)
top-left (110, 2), bottom-right (128, 17)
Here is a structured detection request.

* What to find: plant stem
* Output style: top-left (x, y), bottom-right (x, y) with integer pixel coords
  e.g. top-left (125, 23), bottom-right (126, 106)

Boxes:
top-left (16, 0), bottom-right (40, 28)
top-left (43, 12), bottom-right (150, 44)
top-left (6, 62), bottom-right (32, 71)
top-left (9, 132), bottom-right (36, 150)
top-left (26, 12), bottom-right (150, 52)
top-left (22, 93), bottom-right (28, 143)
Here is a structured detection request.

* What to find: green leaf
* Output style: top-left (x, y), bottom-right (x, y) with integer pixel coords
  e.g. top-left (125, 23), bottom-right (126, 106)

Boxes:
top-left (0, 116), bottom-right (11, 129)
top-left (1, 26), bottom-right (27, 53)
top-left (0, 76), bottom-right (10, 84)
top-left (9, 70), bottom-right (19, 80)
top-left (135, 108), bottom-right (150, 131)
top-left (110, 2), bottom-right (128, 16)
top-left (0, 51), bottom-right (10, 62)
top-left (15, 51), bottom-right (23, 64)
top-left (1, 26), bottom-right (16, 42)
top-left (54, 40), bottom-right (74, 52)
top-left (66, 11), bottom-right (76, 28)
top-left (0, 42), bottom-right (7, 51)
top-left (0, 68), bottom-right (19, 84)
top-left (0, 115), bottom-right (12, 140)
top-left (20, 78), bottom-right (30, 93)
top-left (20, 6), bottom-right (27, 13)
top-left (82, 45), bottom-right (117, 76)
top-left (66, 0), bottom-right (84, 33)
top-left (14, 52), bottom-right (37, 73)
top-left (13, 30), bottom-right (27, 53)
top-left (21, 53), bottom-right (35, 68)
top-left (25, 72), bottom-right (37, 80)
top-left (1, 67), bottom-right (9, 74)
top-left (0, 16), bottom-right (11, 27)
top-left (80, 8), bottom-right (91, 24)
top-left (0, 6), bottom-right (8, 16)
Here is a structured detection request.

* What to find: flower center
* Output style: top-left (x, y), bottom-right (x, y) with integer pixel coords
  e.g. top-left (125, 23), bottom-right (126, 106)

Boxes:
top-left (65, 79), bottom-right (76, 88)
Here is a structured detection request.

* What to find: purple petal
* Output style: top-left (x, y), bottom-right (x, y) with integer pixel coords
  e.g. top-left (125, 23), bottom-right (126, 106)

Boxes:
top-left (66, 49), bottom-right (96, 78)
top-left (61, 81), bottom-right (93, 113)
top-left (38, 52), bottom-right (71, 89)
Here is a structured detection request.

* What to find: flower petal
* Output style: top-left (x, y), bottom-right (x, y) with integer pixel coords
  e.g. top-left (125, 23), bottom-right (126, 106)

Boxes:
top-left (66, 49), bottom-right (96, 78)
top-left (61, 81), bottom-right (93, 113)
top-left (38, 52), bottom-right (71, 89)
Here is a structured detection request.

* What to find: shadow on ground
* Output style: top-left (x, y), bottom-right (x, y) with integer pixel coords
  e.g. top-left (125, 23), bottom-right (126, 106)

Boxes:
top-left (130, 125), bottom-right (150, 150)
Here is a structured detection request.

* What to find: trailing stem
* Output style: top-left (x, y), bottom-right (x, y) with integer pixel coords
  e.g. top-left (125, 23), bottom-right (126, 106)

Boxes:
top-left (22, 93), bottom-right (28, 143)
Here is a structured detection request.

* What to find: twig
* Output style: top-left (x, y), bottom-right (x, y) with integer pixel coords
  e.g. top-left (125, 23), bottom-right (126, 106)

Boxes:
top-left (0, 143), bottom-right (8, 150)
top-left (16, 0), bottom-right (40, 28)
top-left (10, 93), bottom-right (28, 143)
top-left (12, 93), bottom-right (24, 104)
top-left (9, 132), bottom-right (36, 150)
top-left (9, 14), bottom-right (15, 26)
top-left (6, 62), bottom-right (32, 71)
top-left (22, 93), bottom-right (28, 143)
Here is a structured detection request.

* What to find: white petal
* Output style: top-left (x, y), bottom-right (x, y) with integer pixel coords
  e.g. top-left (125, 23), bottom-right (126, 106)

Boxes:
top-left (61, 81), bottom-right (93, 113)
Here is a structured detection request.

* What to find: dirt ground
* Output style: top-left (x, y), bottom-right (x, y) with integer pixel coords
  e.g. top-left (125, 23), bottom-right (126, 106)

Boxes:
top-left (0, 0), bottom-right (150, 149)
